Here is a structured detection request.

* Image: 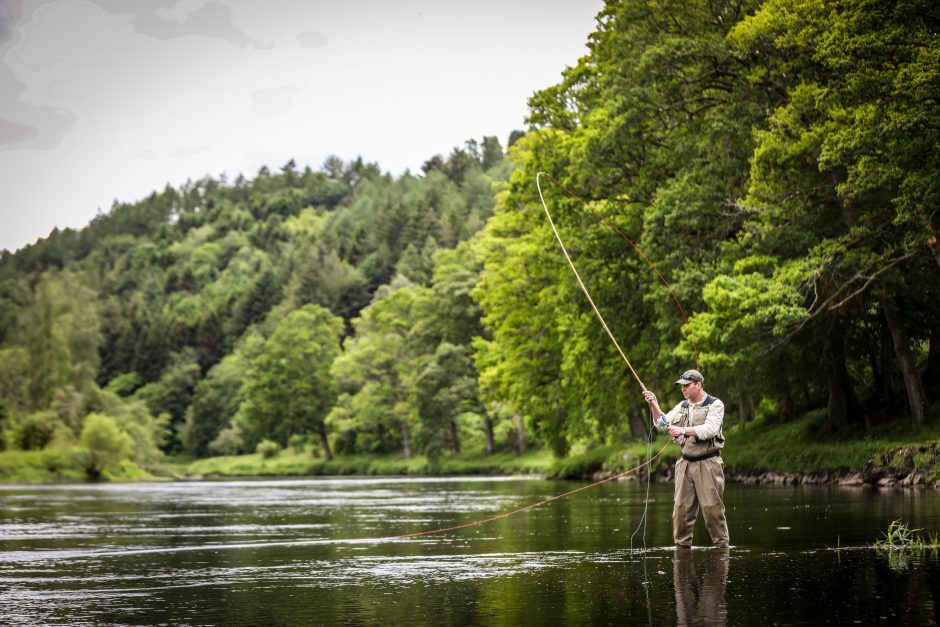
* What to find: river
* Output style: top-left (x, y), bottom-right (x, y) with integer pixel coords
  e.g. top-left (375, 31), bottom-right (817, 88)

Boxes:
top-left (2, 477), bottom-right (939, 625)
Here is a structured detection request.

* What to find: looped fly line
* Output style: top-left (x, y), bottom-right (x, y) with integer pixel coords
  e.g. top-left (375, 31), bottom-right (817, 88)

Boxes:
top-left (536, 172), bottom-right (701, 391)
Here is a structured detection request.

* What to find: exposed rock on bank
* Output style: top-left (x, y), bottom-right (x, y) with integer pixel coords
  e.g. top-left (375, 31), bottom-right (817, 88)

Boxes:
top-left (725, 468), bottom-right (929, 488)
top-left (595, 442), bottom-right (939, 488)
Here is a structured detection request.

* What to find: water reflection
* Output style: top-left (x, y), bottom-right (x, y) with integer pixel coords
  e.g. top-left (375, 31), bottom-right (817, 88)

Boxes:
top-left (673, 548), bottom-right (728, 626)
top-left (1, 479), bottom-right (940, 625)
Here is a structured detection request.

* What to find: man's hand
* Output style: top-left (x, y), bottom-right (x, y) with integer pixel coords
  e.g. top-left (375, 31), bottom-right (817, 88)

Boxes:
top-left (668, 425), bottom-right (685, 438)
top-left (642, 391), bottom-right (657, 405)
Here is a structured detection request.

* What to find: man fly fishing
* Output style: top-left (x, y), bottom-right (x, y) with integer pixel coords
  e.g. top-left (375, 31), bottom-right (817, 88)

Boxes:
top-left (536, 173), bottom-right (727, 546)
top-left (643, 369), bottom-right (729, 549)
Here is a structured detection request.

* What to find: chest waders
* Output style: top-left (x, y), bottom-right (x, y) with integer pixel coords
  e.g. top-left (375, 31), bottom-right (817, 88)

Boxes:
top-left (672, 395), bottom-right (729, 548)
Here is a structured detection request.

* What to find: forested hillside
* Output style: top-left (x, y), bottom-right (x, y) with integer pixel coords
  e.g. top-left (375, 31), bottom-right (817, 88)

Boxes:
top-left (0, 140), bottom-right (514, 478)
top-left (1, 0), bottom-right (938, 482)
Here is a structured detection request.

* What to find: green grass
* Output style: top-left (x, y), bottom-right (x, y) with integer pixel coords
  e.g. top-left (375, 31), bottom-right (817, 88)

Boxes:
top-left (874, 519), bottom-right (931, 549)
top-left (6, 410), bottom-right (940, 484)
top-left (431, 449), bottom-right (556, 476)
top-left (722, 411), bottom-right (940, 479)
top-left (546, 440), bottom-right (678, 479)
top-left (177, 446), bottom-right (558, 479)
top-left (0, 448), bottom-right (155, 484)
top-left (176, 442), bottom-right (677, 481)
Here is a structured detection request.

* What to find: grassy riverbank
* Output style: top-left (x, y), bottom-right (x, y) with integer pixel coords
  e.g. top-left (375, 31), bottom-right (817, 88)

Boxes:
top-left (173, 449), bottom-right (552, 478)
top-left (171, 441), bottom-right (673, 480)
top-left (170, 411), bottom-right (940, 483)
top-left (0, 449), bottom-right (158, 484)
top-left (2, 411), bottom-right (938, 485)
top-left (720, 411), bottom-right (940, 484)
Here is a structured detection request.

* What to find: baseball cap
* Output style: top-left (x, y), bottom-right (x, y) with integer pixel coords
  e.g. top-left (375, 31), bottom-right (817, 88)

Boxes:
top-left (676, 369), bottom-right (704, 384)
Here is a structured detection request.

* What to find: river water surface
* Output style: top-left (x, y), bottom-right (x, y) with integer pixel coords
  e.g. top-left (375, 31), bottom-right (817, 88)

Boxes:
top-left (2, 477), bottom-right (940, 625)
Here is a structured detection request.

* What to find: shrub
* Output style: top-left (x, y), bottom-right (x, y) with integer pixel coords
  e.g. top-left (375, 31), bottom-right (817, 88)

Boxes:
top-left (40, 447), bottom-right (71, 473)
top-left (209, 425), bottom-right (243, 456)
top-left (105, 372), bottom-right (142, 398)
top-left (13, 411), bottom-right (60, 450)
top-left (80, 413), bottom-right (133, 479)
top-left (288, 433), bottom-right (309, 453)
top-left (256, 439), bottom-right (281, 459)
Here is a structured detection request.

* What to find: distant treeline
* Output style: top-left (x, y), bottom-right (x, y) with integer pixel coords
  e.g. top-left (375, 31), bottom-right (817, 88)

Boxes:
top-left (1, 0), bottom-right (938, 479)
top-left (0, 139), bottom-right (514, 474)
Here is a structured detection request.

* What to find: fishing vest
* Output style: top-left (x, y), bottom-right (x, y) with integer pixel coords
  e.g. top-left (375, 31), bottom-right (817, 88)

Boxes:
top-left (675, 394), bottom-right (724, 459)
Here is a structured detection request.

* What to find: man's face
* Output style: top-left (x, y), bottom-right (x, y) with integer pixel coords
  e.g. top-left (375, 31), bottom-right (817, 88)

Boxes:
top-left (681, 381), bottom-right (702, 401)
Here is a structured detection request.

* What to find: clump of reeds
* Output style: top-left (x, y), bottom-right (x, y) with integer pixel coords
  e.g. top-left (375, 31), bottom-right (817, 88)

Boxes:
top-left (873, 519), bottom-right (940, 571)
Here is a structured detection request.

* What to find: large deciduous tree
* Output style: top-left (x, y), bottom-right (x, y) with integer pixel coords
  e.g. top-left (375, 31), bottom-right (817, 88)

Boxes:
top-left (715, 0), bottom-right (940, 427)
top-left (329, 278), bottom-right (425, 457)
top-left (240, 304), bottom-right (344, 456)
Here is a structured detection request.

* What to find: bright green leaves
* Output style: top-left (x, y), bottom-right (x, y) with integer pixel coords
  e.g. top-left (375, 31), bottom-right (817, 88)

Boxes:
top-left (239, 304), bottom-right (344, 451)
top-left (476, 0), bottom-right (769, 449)
top-left (477, 0), bottom-right (939, 438)
top-left (329, 279), bottom-right (424, 450)
top-left (703, 0), bottom-right (940, 424)
top-left (79, 413), bottom-right (133, 479)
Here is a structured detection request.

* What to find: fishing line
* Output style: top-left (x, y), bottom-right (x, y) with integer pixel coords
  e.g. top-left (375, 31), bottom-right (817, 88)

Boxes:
top-left (536, 171), bottom-right (700, 368)
top-left (631, 422), bottom-right (656, 621)
top-left (536, 171), bottom-right (696, 552)
top-left (629, 423), bottom-right (657, 552)
top-left (537, 172), bottom-right (648, 391)
top-left (391, 442), bottom-right (669, 540)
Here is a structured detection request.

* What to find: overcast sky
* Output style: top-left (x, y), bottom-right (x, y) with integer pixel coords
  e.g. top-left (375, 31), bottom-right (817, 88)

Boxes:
top-left (0, 0), bottom-right (603, 253)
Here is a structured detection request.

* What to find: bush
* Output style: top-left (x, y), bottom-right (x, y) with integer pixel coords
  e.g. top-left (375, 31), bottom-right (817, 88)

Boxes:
top-left (40, 447), bottom-right (71, 473)
top-left (209, 425), bottom-right (243, 456)
top-left (256, 439), bottom-right (281, 459)
top-left (288, 433), bottom-right (309, 453)
top-left (80, 413), bottom-right (133, 479)
top-left (12, 412), bottom-right (59, 450)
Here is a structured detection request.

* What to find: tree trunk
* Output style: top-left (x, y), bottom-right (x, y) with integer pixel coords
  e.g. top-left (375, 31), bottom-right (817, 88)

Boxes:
top-left (629, 406), bottom-right (648, 439)
top-left (917, 208), bottom-right (939, 397)
top-left (881, 323), bottom-right (902, 405)
top-left (483, 415), bottom-right (495, 454)
top-left (923, 324), bottom-right (940, 401)
top-left (318, 425), bottom-right (333, 461)
top-left (514, 413), bottom-right (527, 454)
top-left (825, 316), bottom-right (864, 428)
top-left (449, 419), bottom-right (460, 453)
top-left (869, 339), bottom-right (885, 400)
top-left (776, 391), bottom-right (792, 423)
top-left (737, 394), bottom-right (754, 424)
top-left (401, 419), bottom-right (412, 459)
top-left (882, 296), bottom-right (927, 428)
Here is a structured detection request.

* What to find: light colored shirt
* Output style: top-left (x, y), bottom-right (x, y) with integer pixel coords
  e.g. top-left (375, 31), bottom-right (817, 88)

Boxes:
top-left (657, 395), bottom-right (725, 441)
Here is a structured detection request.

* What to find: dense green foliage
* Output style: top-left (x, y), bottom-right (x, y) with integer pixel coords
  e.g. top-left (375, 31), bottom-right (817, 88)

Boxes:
top-left (1, 0), bottom-right (938, 482)
top-left (0, 144), bottom-right (513, 477)
top-left (478, 0), bottom-right (939, 454)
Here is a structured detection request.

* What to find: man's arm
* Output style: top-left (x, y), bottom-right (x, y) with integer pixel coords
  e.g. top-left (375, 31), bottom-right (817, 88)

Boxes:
top-left (642, 390), bottom-right (663, 422)
top-left (643, 391), bottom-right (671, 428)
top-left (642, 391), bottom-right (684, 436)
